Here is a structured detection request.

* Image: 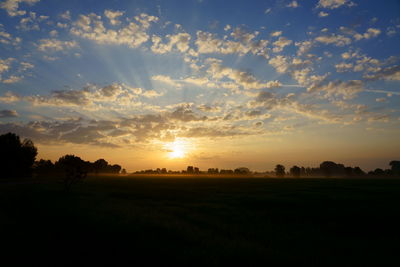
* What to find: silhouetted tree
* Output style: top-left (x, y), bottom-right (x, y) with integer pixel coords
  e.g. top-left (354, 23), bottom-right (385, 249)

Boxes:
top-left (344, 167), bottom-right (353, 177)
top-left (110, 164), bottom-right (122, 174)
top-left (390, 161), bottom-right (400, 176)
top-left (33, 159), bottom-right (55, 176)
top-left (353, 167), bottom-right (365, 176)
top-left (234, 167), bottom-right (250, 175)
top-left (187, 166), bottom-right (194, 174)
top-left (121, 168), bottom-right (127, 175)
top-left (320, 161), bottom-right (345, 177)
top-left (290, 165), bottom-right (301, 177)
top-left (55, 155), bottom-right (88, 191)
top-left (93, 159), bottom-right (108, 174)
top-left (275, 164), bottom-right (285, 177)
top-left (0, 132), bottom-right (37, 178)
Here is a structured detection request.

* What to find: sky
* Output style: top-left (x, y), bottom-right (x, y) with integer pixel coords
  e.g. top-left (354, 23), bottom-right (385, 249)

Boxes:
top-left (0, 0), bottom-right (399, 172)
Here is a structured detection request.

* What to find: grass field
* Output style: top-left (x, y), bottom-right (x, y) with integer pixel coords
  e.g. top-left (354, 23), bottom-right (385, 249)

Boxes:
top-left (1, 175), bottom-right (400, 266)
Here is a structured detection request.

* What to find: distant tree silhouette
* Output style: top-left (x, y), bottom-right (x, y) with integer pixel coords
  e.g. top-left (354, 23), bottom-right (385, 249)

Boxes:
top-left (55, 155), bottom-right (88, 191)
top-left (187, 166), bottom-right (194, 174)
top-left (390, 161), bottom-right (400, 176)
top-left (121, 168), bottom-right (127, 175)
top-left (353, 167), bottom-right (365, 176)
top-left (275, 164), bottom-right (285, 177)
top-left (234, 167), bottom-right (250, 175)
top-left (320, 161), bottom-right (345, 177)
top-left (110, 164), bottom-right (122, 174)
top-left (369, 168), bottom-right (385, 176)
top-left (93, 159), bottom-right (108, 174)
top-left (33, 159), bottom-right (55, 176)
top-left (0, 132), bottom-right (37, 178)
top-left (208, 168), bottom-right (219, 174)
top-left (289, 166), bottom-right (301, 177)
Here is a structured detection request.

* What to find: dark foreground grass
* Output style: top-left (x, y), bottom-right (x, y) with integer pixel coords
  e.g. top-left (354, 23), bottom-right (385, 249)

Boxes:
top-left (1, 176), bottom-right (400, 266)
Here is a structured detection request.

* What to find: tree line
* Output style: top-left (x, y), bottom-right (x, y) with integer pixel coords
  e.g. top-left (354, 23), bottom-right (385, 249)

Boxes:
top-left (135, 162), bottom-right (400, 178)
top-left (1, 132), bottom-right (399, 181)
top-left (0, 133), bottom-right (125, 189)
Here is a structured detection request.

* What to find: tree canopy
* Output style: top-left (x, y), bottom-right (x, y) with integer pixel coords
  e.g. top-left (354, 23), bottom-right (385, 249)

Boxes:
top-left (0, 132), bottom-right (37, 178)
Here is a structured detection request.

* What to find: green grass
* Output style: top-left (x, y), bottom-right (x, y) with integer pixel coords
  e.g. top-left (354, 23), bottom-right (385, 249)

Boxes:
top-left (1, 175), bottom-right (400, 266)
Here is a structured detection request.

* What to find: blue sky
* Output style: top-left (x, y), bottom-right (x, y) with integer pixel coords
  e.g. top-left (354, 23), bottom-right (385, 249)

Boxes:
top-left (0, 0), bottom-right (399, 171)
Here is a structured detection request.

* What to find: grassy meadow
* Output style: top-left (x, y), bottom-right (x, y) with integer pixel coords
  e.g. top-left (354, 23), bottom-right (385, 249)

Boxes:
top-left (1, 175), bottom-right (400, 266)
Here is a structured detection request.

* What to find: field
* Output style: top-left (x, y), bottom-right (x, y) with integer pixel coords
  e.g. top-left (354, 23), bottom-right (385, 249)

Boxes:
top-left (1, 175), bottom-right (400, 266)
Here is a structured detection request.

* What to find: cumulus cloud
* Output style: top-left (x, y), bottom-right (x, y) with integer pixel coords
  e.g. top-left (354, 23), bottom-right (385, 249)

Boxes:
top-left (270, 31), bottom-right (282, 37)
top-left (0, 57), bottom-right (14, 74)
top-left (316, 0), bottom-right (354, 9)
top-left (315, 34), bottom-right (352, 46)
top-left (0, 109), bottom-right (18, 118)
top-left (151, 32), bottom-right (191, 54)
top-left (308, 80), bottom-right (363, 99)
top-left (36, 38), bottom-right (78, 52)
top-left (0, 83), bottom-right (148, 108)
top-left (286, 1), bottom-right (299, 8)
top-left (318, 11), bottom-right (329, 17)
top-left (353, 28), bottom-right (381, 41)
top-left (0, 26), bottom-right (22, 46)
top-left (104, 10), bottom-right (124, 26)
top-left (207, 60), bottom-right (282, 90)
top-left (335, 62), bottom-right (353, 72)
top-left (364, 65), bottom-right (400, 81)
top-left (2, 75), bottom-right (23, 83)
top-left (0, 0), bottom-right (40, 17)
top-left (195, 29), bottom-right (269, 58)
top-left (272, 36), bottom-right (292, 53)
top-left (59, 10), bottom-right (71, 20)
top-left (70, 12), bottom-right (158, 48)
top-left (151, 75), bottom-right (182, 88)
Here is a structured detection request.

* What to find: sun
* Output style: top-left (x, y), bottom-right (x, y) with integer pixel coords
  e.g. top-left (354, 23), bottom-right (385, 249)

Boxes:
top-left (164, 139), bottom-right (191, 159)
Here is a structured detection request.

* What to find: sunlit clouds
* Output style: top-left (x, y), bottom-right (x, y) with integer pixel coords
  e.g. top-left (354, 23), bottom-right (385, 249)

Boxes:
top-left (0, 0), bottom-right (399, 171)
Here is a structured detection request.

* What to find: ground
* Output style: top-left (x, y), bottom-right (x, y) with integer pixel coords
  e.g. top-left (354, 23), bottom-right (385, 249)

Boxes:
top-left (1, 175), bottom-right (400, 266)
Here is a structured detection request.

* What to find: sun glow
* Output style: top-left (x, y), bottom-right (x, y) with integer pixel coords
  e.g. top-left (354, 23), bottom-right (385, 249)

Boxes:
top-left (165, 139), bottom-right (191, 159)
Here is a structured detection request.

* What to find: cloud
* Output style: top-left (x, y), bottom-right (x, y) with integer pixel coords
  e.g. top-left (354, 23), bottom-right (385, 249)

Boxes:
top-left (353, 28), bottom-right (381, 41)
top-left (272, 36), bottom-right (292, 53)
top-left (308, 80), bottom-right (363, 99)
top-left (335, 62), bottom-right (353, 72)
top-left (0, 91), bottom-right (21, 103)
top-left (315, 34), bottom-right (352, 46)
top-left (70, 12), bottom-right (158, 48)
top-left (316, 0), bottom-right (354, 9)
top-left (0, 83), bottom-right (145, 108)
top-left (2, 75), bottom-right (22, 83)
top-left (197, 104), bottom-right (222, 113)
top-left (195, 29), bottom-right (269, 58)
top-left (318, 11), bottom-right (329, 17)
top-left (36, 38), bottom-right (79, 52)
top-left (104, 10), bottom-right (124, 26)
top-left (0, 0), bottom-right (40, 17)
top-left (364, 65), bottom-right (400, 81)
top-left (0, 26), bottom-right (22, 46)
top-left (168, 105), bottom-right (208, 122)
top-left (0, 57), bottom-right (14, 74)
top-left (151, 75), bottom-right (182, 88)
top-left (178, 126), bottom-right (258, 138)
top-left (0, 109), bottom-right (18, 118)
top-left (59, 10), bottom-right (71, 20)
top-left (270, 31), bottom-right (282, 37)
top-left (286, 1), bottom-right (299, 8)
top-left (207, 60), bottom-right (282, 90)
top-left (142, 90), bottom-right (164, 98)
top-left (151, 32), bottom-right (191, 54)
